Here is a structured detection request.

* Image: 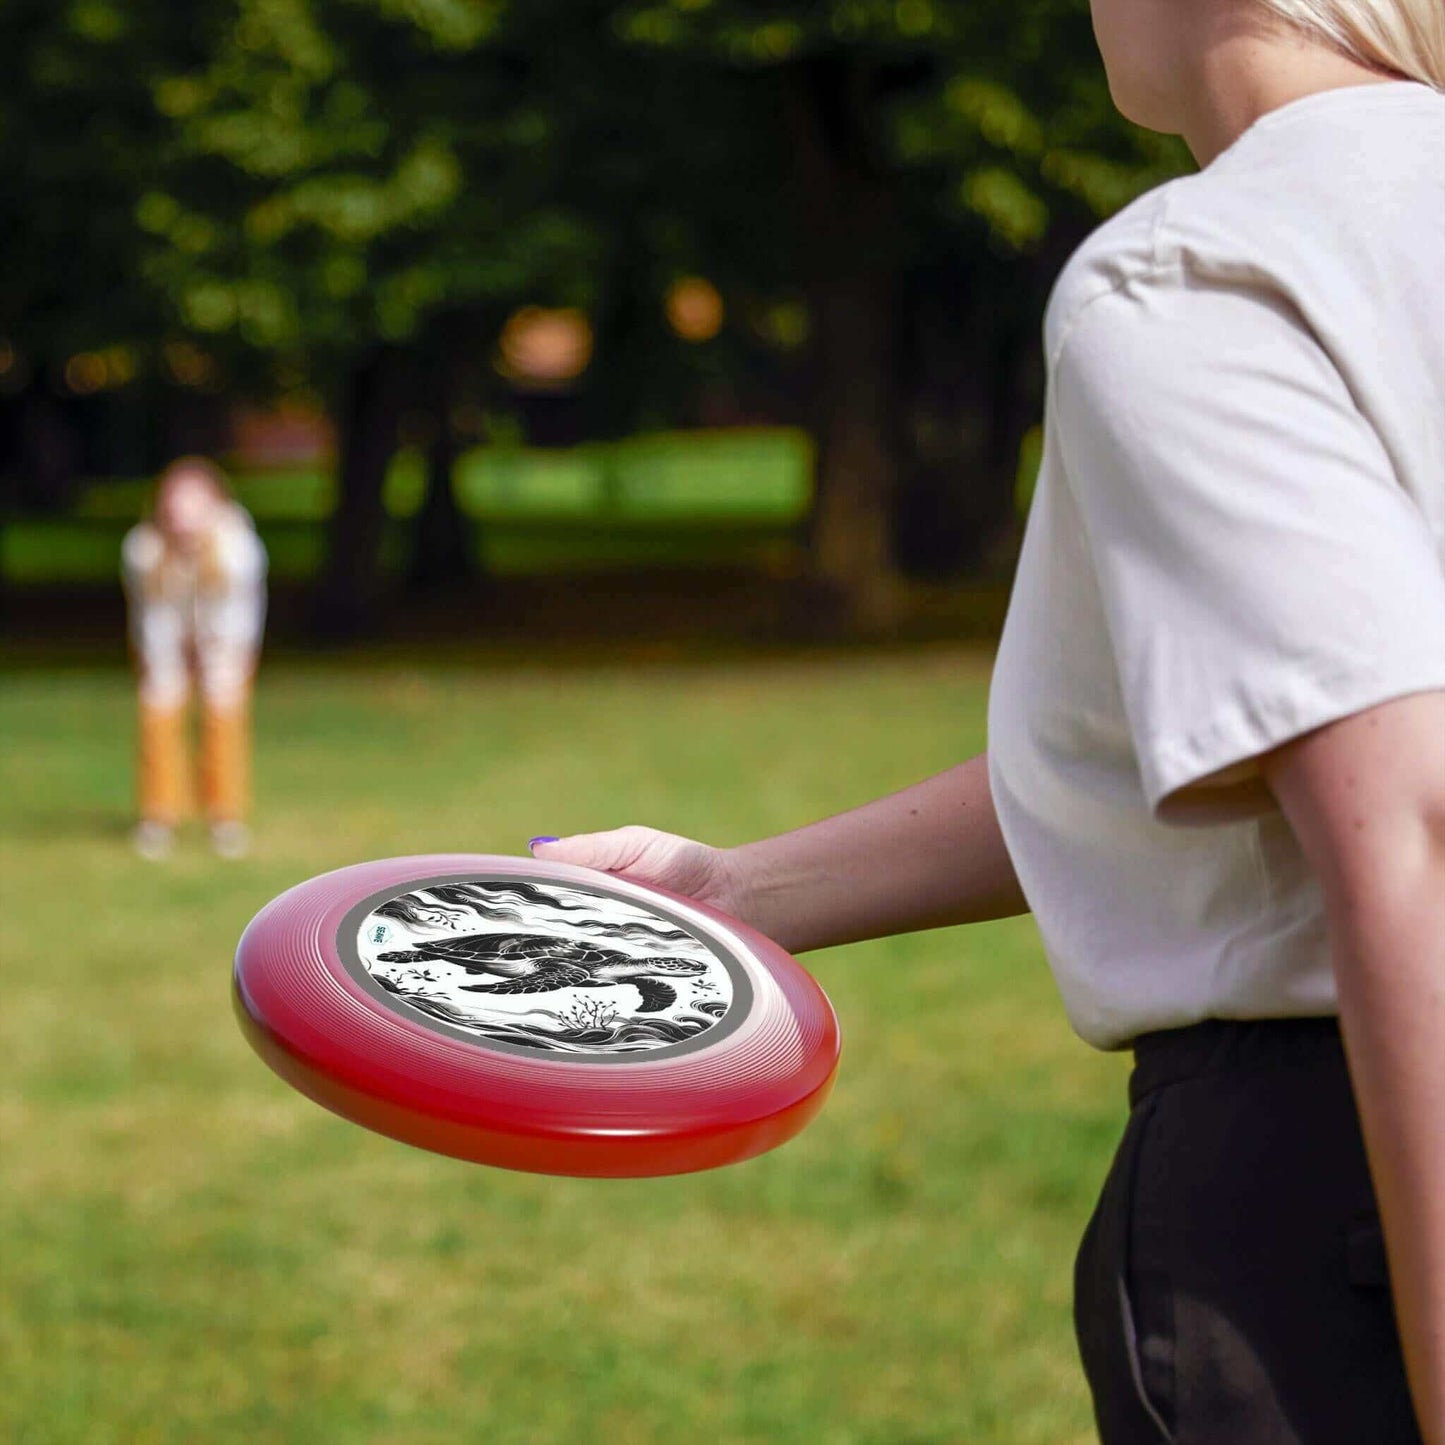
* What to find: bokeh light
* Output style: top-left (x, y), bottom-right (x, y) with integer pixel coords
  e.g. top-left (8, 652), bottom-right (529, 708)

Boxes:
top-left (162, 339), bottom-right (219, 389)
top-left (496, 307), bottom-right (595, 385)
top-left (63, 353), bottom-right (110, 395)
top-left (665, 276), bottom-right (725, 343)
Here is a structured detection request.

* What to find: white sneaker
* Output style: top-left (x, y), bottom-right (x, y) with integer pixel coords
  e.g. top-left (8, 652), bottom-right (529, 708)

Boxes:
top-left (209, 821), bottom-right (252, 859)
top-left (132, 821), bottom-right (174, 861)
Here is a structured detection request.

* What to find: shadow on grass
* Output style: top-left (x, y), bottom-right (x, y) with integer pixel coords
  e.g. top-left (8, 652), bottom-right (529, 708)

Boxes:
top-left (2, 570), bottom-right (1013, 664)
top-left (5, 807), bottom-right (135, 843)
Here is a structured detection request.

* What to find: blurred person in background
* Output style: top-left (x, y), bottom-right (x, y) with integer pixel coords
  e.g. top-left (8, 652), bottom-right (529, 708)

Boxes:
top-left (532, 0), bottom-right (1445, 1440)
top-left (122, 457), bottom-right (267, 860)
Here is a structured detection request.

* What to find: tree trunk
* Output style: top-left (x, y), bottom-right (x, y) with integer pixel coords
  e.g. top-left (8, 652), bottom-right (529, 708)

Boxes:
top-left (784, 58), bottom-right (907, 635)
top-left (15, 374), bottom-right (82, 513)
top-left (806, 277), bottom-right (904, 628)
top-left (312, 345), bottom-right (405, 641)
top-left (888, 247), bottom-right (1048, 580)
top-left (407, 350), bottom-right (474, 592)
top-left (981, 321), bottom-right (1043, 559)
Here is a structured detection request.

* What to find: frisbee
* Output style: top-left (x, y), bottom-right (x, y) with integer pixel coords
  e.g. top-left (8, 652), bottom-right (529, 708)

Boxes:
top-left (233, 854), bottom-right (840, 1177)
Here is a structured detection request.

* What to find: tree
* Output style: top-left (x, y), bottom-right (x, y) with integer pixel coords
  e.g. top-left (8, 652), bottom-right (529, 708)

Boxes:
top-left (3, 0), bottom-right (1191, 635)
top-left (128, 0), bottom-right (762, 633)
top-left (613, 0), bottom-right (1191, 625)
top-left (120, 0), bottom-right (567, 630)
top-left (0, 0), bottom-right (202, 506)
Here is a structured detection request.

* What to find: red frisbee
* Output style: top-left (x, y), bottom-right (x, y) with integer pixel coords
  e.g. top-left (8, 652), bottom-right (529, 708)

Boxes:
top-left (233, 854), bottom-right (840, 1177)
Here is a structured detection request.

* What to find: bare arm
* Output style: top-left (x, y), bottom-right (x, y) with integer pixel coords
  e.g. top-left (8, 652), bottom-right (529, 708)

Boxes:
top-left (1263, 690), bottom-right (1445, 1445)
top-left (532, 752), bottom-right (1028, 954)
top-left (727, 753), bottom-right (1027, 952)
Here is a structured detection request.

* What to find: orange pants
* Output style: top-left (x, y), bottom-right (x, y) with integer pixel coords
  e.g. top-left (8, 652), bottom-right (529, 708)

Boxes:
top-left (137, 692), bottom-right (251, 826)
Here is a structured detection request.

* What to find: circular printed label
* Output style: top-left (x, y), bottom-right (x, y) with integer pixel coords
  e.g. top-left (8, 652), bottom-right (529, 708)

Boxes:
top-left (339, 874), bottom-right (751, 1061)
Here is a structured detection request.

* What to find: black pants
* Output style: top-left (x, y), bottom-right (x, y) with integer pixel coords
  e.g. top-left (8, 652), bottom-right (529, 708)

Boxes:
top-left (1074, 1018), bottom-right (1421, 1444)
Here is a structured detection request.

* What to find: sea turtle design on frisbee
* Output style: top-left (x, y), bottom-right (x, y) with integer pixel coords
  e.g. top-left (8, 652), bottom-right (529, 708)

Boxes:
top-left (376, 934), bottom-right (709, 1013)
top-left (351, 877), bottom-right (741, 1057)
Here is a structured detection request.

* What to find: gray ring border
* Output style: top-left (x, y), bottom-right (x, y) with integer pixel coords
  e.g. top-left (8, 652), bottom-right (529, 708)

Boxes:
top-left (336, 872), bottom-right (755, 1064)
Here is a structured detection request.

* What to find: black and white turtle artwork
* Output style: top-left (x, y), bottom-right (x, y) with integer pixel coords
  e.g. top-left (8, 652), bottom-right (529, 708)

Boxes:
top-left (377, 934), bottom-right (710, 1013)
top-left (352, 878), bottom-right (738, 1055)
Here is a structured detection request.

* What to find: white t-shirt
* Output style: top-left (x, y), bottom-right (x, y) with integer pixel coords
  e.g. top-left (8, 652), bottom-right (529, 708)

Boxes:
top-left (988, 82), bottom-right (1445, 1050)
top-left (123, 502), bottom-right (268, 707)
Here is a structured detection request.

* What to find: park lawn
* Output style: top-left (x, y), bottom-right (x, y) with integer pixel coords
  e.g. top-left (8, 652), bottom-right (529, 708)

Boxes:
top-left (0, 648), bottom-right (1126, 1445)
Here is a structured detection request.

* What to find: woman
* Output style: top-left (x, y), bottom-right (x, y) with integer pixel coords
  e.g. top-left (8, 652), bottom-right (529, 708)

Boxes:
top-left (122, 457), bottom-right (267, 859)
top-left (530, 1), bottom-right (1445, 1439)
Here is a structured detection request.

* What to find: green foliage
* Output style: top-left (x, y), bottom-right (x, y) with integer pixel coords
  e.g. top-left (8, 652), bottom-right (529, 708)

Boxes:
top-left (613, 0), bottom-right (1192, 254)
top-left (3, 0), bottom-right (1189, 381)
top-left (3, 0), bottom-right (1190, 604)
top-left (0, 0), bottom-right (184, 356)
top-left (132, 0), bottom-right (598, 369)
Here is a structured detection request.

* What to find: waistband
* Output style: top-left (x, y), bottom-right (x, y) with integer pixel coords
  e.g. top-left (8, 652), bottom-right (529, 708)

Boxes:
top-left (1129, 1016), bottom-right (1343, 1108)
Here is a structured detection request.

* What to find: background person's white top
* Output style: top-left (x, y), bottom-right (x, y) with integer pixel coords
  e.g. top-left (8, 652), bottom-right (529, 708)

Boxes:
top-left (123, 502), bottom-right (268, 707)
top-left (989, 82), bottom-right (1445, 1050)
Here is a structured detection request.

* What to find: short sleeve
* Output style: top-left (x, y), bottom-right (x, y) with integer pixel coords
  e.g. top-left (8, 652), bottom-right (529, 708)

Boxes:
top-left (215, 507), bottom-right (268, 583)
top-left (1053, 274), bottom-right (1445, 822)
top-left (199, 514), bottom-right (268, 654)
top-left (121, 523), bottom-right (162, 589)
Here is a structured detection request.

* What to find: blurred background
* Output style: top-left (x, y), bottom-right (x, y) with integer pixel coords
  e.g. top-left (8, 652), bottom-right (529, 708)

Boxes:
top-left (1, 2), bottom-right (1191, 1441)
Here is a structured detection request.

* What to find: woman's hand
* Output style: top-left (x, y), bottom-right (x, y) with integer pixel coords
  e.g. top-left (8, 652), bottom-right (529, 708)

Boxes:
top-left (530, 827), bottom-right (755, 923)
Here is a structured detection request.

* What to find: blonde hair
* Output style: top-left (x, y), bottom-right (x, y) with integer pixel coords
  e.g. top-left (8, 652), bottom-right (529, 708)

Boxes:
top-left (1256, 0), bottom-right (1445, 88)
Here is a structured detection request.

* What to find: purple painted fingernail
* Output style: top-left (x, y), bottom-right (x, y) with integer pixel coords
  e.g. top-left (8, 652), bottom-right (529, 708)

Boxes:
top-left (528, 836), bottom-right (559, 850)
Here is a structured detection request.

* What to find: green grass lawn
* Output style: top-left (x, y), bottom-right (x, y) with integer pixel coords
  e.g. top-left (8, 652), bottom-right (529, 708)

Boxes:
top-left (0, 648), bottom-right (1126, 1445)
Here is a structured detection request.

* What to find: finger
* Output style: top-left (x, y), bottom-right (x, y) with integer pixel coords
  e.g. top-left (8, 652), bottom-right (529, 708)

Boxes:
top-left (530, 827), bottom-right (654, 874)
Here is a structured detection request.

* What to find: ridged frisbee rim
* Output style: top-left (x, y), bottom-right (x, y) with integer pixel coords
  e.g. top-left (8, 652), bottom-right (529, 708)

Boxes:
top-left (233, 854), bottom-right (840, 1176)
